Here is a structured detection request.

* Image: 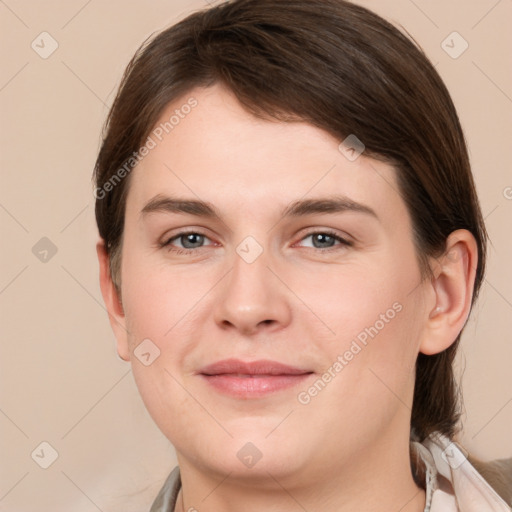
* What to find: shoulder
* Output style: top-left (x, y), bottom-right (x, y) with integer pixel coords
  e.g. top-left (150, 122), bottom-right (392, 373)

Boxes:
top-left (467, 455), bottom-right (512, 507)
top-left (411, 432), bottom-right (512, 511)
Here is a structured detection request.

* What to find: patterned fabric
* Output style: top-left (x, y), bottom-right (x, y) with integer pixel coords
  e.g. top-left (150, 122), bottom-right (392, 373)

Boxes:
top-left (150, 433), bottom-right (511, 511)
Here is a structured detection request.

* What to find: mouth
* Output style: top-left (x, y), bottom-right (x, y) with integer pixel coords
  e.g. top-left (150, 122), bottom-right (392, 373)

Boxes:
top-left (198, 359), bottom-right (315, 398)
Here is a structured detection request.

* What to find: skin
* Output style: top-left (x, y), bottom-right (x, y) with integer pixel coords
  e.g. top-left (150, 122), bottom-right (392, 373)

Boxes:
top-left (97, 84), bottom-right (478, 511)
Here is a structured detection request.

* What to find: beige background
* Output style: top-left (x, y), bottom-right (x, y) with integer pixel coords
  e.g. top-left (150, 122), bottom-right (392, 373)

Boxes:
top-left (1, 0), bottom-right (511, 510)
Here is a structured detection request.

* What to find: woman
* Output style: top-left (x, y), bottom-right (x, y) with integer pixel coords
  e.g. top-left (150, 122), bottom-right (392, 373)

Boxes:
top-left (93, 0), bottom-right (511, 510)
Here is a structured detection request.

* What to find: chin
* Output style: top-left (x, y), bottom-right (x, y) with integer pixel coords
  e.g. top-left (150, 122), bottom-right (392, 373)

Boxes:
top-left (194, 431), bottom-right (306, 480)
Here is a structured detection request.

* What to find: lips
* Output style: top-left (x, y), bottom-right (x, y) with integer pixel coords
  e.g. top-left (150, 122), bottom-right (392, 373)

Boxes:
top-left (198, 358), bottom-right (314, 398)
top-left (200, 358), bottom-right (311, 376)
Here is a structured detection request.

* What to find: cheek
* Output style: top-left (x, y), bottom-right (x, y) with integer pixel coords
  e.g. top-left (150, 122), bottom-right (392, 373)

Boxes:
top-left (121, 265), bottom-right (198, 430)
top-left (299, 249), bottom-right (422, 381)
top-left (130, 361), bottom-right (197, 446)
top-left (120, 252), bottom-right (211, 344)
top-left (295, 259), bottom-right (409, 342)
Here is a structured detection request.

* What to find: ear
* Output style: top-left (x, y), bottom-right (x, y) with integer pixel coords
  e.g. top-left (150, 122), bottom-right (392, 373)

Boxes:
top-left (96, 240), bottom-right (131, 361)
top-left (419, 229), bottom-right (479, 355)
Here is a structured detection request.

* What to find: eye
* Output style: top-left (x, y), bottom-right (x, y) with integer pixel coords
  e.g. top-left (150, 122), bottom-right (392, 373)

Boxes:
top-left (160, 229), bottom-right (352, 255)
top-left (161, 231), bottom-right (214, 253)
top-left (297, 230), bottom-right (352, 251)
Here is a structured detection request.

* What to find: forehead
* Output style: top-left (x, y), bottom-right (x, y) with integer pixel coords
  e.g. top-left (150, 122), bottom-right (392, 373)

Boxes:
top-left (126, 84), bottom-right (408, 226)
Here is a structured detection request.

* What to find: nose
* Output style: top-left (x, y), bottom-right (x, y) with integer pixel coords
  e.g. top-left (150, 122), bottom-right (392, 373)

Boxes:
top-left (213, 242), bottom-right (292, 337)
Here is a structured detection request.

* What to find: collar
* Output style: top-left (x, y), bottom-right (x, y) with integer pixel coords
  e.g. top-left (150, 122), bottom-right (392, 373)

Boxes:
top-left (411, 432), bottom-right (511, 511)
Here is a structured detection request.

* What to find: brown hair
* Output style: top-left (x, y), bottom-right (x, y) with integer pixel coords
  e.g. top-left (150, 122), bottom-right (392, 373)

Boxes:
top-left (93, 0), bottom-right (488, 442)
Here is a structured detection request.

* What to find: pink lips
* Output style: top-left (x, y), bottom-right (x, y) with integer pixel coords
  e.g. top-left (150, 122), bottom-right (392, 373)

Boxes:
top-left (198, 358), bottom-right (314, 398)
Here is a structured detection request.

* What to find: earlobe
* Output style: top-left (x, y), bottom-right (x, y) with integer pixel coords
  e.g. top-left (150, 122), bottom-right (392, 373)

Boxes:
top-left (96, 240), bottom-right (131, 361)
top-left (419, 229), bottom-right (478, 355)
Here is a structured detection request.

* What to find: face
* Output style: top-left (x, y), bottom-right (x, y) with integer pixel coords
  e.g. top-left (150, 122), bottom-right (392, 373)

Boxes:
top-left (114, 84), bottom-right (433, 487)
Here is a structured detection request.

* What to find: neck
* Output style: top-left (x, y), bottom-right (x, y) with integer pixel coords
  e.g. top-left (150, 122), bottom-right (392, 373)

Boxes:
top-left (173, 426), bottom-right (426, 512)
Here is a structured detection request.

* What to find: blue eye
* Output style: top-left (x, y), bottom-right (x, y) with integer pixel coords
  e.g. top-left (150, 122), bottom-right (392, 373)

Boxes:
top-left (162, 231), bottom-right (212, 252)
top-left (161, 229), bottom-right (352, 255)
top-left (175, 233), bottom-right (206, 249)
top-left (298, 231), bottom-right (352, 251)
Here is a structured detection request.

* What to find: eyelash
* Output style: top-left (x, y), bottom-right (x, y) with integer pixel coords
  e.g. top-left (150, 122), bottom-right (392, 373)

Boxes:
top-left (160, 229), bottom-right (353, 255)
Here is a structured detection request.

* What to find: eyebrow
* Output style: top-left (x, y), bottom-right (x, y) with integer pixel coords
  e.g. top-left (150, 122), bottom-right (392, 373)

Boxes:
top-left (140, 194), bottom-right (379, 221)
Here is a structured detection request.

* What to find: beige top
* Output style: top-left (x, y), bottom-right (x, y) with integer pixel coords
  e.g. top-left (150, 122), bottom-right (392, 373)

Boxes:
top-left (149, 432), bottom-right (511, 511)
